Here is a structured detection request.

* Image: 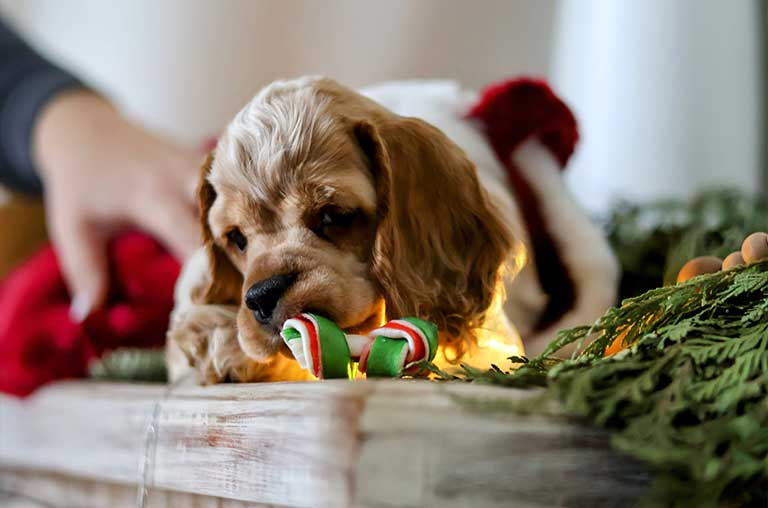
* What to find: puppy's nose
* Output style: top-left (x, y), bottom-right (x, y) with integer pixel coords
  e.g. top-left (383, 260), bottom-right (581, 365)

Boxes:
top-left (245, 273), bottom-right (297, 324)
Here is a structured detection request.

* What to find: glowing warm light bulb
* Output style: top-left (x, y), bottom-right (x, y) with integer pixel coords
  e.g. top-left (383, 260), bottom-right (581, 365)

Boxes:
top-left (432, 279), bottom-right (525, 373)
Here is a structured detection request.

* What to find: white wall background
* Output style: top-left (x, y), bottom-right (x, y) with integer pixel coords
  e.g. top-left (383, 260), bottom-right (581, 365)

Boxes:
top-left (551, 0), bottom-right (762, 213)
top-left (0, 0), bottom-right (761, 213)
top-left (0, 0), bottom-right (555, 146)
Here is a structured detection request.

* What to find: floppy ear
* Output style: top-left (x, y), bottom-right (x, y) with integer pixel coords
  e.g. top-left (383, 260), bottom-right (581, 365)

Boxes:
top-left (355, 117), bottom-right (515, 360)
top-left (195, 152), bottom-right (243, 305)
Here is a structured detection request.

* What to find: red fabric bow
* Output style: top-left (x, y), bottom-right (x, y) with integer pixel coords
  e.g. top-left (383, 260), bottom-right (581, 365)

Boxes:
top-left (0, 232), bottom-right (179, 396)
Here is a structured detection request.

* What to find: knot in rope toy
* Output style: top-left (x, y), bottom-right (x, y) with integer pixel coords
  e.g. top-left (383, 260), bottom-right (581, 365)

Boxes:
top-left (280, 313), bottom-right (438, 379)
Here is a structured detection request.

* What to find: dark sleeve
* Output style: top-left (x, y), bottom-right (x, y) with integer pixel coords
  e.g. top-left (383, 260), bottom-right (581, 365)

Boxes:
top-left (0, 19), bottom-right (85, 194)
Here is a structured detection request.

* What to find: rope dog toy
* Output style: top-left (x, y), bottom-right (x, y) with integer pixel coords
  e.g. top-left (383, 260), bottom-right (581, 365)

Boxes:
top-left (280, 313), bottom-right (438, 379)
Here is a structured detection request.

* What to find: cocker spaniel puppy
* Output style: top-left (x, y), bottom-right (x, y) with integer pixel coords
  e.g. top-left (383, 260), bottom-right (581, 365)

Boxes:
top-left (166, 77), bottom-right (618, 384)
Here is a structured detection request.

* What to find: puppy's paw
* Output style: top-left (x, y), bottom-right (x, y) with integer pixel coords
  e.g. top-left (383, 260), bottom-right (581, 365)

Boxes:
top-left (166, 304), bottom-right (310, 383)
top-left (166, 304), bottom-right (239, 384)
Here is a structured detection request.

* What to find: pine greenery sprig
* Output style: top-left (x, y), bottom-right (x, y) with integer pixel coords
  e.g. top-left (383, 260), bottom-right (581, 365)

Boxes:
top-left (606, 188), bottom-right (768, 298)
top-left (457, 260), bottom-right (768, 507)
top-left (88, 348), bottom-right (167, 382)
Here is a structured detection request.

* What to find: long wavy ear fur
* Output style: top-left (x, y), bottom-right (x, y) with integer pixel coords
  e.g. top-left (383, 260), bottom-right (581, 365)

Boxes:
top-left (196, 152), bottom-right (243, 305)
top-left (355, 117), bottom-right (514, 360)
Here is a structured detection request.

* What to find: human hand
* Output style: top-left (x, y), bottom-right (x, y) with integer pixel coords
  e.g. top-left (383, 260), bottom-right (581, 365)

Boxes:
top-left (34, 90), bottom-right (201, 321)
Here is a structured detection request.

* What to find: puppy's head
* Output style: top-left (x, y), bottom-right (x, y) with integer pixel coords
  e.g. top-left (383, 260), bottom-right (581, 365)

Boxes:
top-left (197, 78), bottom-right (514, 362)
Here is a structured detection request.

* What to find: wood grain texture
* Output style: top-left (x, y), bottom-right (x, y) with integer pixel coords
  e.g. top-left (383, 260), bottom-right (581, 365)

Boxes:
top-left (0, 380), bottom-right (649, 507)
top-left (0, 469), bottom-right (274, 508)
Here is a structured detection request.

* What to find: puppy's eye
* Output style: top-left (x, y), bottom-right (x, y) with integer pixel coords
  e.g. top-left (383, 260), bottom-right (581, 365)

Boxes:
top-left (226, 228), bottom-right (247, 252)
top-left (320, 209), bottom-right (357, 228)
top-left (315, 207), bottom-right (359, 239)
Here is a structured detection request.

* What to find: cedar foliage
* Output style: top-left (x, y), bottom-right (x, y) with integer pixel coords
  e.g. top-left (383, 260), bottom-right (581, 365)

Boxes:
top-left (445, 190), bottom-right (768, 505)
top-left (89, 348), bottom-right (167, 382)
top-left (459, 260), bottom-right (768, 507)
top-left (606, 189), bottom-right (768, 297)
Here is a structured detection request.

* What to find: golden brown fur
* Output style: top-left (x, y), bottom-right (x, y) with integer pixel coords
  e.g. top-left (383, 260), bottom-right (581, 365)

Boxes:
top-left (167, 77), bottom-right (514, 382)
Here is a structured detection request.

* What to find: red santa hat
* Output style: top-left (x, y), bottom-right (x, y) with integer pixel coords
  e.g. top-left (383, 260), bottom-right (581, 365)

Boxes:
top-left (468, 78), bottom-right (617, 347)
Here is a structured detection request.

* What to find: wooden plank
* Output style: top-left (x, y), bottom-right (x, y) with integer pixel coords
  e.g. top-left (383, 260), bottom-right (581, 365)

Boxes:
top-left (0, 491), bottom-right (49, 508)
top-left (0, 469), bottom-right (274, 508)
top-left (0, 380), bottom-right (648, 508)
top-left (0, 383), bottom-right (156, 484)
top-left (1, 381), bottom-right (364, 507)
top-left (356, 383), bottom-right (647, 508)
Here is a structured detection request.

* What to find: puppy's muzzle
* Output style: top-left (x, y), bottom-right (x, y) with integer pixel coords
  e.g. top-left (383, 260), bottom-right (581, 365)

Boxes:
top-left (245, 273), bottom-right (297, 324)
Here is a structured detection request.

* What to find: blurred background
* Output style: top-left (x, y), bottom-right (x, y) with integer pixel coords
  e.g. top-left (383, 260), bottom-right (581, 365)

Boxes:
top-left (0, 0), bottom-right (762, 279)
top-left (0, 0), bottom-right (766, 273)
top-left (0, 0), bottom-right (760, 214)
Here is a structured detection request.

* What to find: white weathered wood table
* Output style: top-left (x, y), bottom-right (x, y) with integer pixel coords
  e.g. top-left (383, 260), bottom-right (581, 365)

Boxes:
top-left (0, 380), bottom-right (648, 508)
